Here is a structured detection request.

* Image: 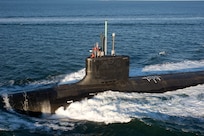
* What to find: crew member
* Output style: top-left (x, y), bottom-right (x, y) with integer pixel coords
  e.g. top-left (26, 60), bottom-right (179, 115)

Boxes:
top-left (91, 43), bottom-right (100, 58)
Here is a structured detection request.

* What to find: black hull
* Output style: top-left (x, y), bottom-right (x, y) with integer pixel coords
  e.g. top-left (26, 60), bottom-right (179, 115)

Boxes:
top-left (1, 70), bottom-right (204, 116)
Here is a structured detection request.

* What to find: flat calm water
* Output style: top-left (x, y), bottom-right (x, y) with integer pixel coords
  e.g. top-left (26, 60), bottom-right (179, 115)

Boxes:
top-left (0, 0), bottom-right (204, 135)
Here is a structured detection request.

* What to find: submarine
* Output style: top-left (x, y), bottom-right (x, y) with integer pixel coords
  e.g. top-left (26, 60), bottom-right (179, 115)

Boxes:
top-left (1, 21), bottom-right (204, 116)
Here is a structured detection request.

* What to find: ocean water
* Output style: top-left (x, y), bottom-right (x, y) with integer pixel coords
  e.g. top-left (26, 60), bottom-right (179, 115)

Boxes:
top-left (0, 0), bottom-right (204, 135)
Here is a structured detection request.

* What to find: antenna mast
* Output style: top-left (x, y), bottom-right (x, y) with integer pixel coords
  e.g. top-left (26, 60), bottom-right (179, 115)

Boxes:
top-left (104, 20), bottom-right (108, 55)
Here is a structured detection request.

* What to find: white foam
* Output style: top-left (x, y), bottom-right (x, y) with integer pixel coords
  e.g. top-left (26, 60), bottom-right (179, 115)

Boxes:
top-left (59, 68), bottom-right (85, 85)
top-left (55, 84), bottom-right (204, 125)
top-left (159, 51), bottom-right (166, 55)
top-left (2, 93), bottom-right (12, 110)
top-left (34, 118), bottom-right (75, 132)
top-left (142, 60), bottom-right (204, 72)
top-left (55, 95), bottom-right (131, 124)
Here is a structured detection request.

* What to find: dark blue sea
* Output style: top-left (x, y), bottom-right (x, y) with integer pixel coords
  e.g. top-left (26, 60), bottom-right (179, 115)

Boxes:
top-left (0, 0), bottom-right (204, 135)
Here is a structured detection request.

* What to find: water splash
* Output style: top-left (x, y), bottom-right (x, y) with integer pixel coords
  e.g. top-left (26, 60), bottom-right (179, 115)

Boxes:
top-left (59, 68), bottom-right (85, 85)
top-left (2, 93), bottom-right (11, 110)
top-left (142, 59), bottom-right (204, 72)
top-left (54, 84), bottom-right (204, 134)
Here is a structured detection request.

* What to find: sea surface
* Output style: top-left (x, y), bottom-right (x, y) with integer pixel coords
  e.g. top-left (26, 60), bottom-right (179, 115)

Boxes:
top-left (0, 0), bottom-right (204, 135)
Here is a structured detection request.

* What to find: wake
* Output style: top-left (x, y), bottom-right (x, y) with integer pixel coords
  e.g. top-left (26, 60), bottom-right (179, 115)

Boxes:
top-left (55, 85), bottom-right (204, 124)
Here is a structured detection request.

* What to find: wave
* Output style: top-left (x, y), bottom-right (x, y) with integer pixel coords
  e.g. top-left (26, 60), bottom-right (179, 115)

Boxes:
top-left (59, 68), bottom-right (85, 85)
top-left (0, 110), bottom-right (75, 133)
top-left (0, 68), bottom-right (85, 94)
top-left (54, 84), bottom-right (204, 133)
top-left (0, 16), bottom-right (203, 25)
top-left (142, 59), bottom-right (204, 73)
top-left (54, 85), bottom-right (204, 132)
top-left (0, 76), bottom-right (60, 94)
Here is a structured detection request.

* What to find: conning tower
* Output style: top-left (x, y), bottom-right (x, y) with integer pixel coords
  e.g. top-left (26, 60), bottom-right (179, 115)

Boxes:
top-left (79, 56), bottom-right (129, 85)
top-left (79, 21), bottom-right (129, 85)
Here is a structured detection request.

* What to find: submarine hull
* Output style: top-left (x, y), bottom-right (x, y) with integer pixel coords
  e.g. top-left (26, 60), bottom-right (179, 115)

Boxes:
top-left (1, 70), bottom-right (204, 116)
top-left (1, 56), bottom-right (204, 116)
